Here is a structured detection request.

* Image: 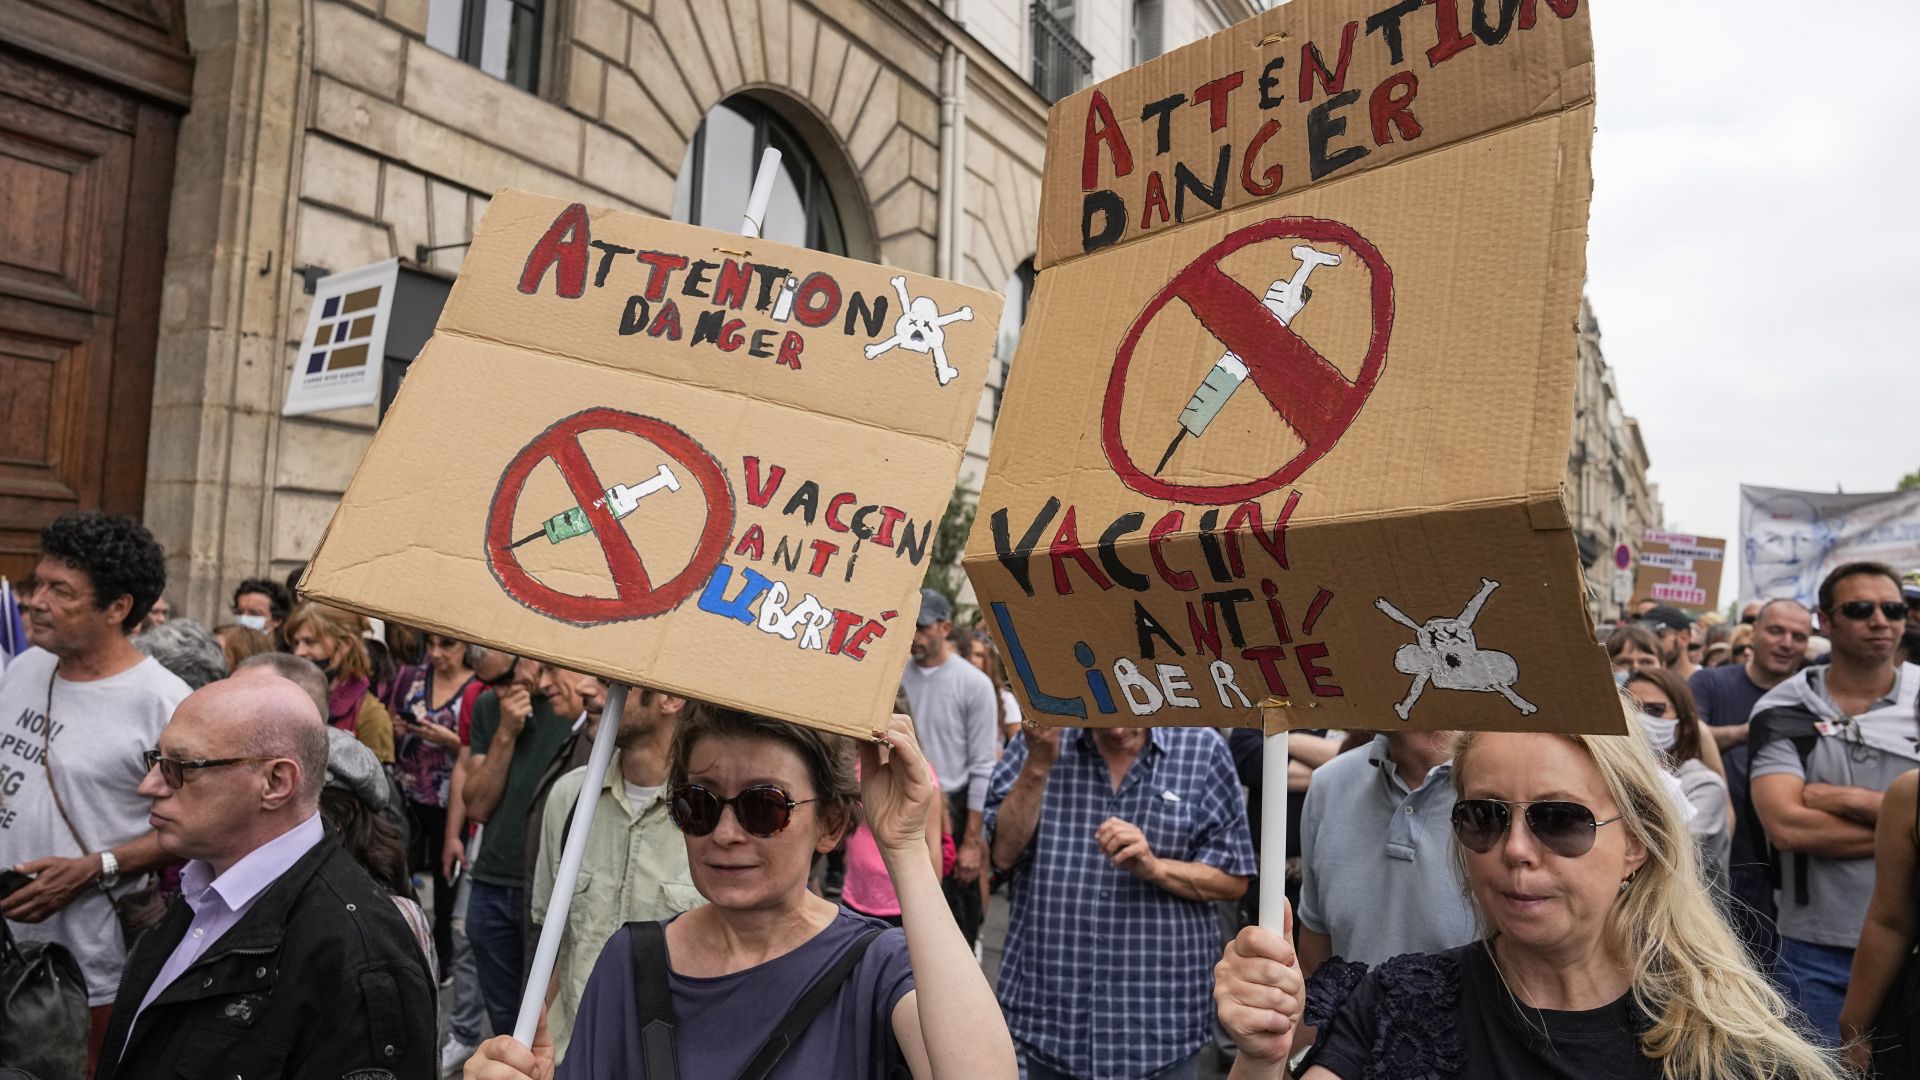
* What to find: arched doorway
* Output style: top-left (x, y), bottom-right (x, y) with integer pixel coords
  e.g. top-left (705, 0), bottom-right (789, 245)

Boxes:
top-left (671, 94), bottom-right (869, 258)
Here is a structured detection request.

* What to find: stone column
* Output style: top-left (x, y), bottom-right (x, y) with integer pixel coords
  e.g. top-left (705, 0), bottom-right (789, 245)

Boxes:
top-left (145, 0), bottom-right (310, 621)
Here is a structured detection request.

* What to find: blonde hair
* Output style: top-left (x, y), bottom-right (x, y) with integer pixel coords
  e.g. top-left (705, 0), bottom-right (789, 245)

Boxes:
top-left (281, 602), bottom-right (371, 683)
top-left (1453, 709), bottom-right (1841, 1080)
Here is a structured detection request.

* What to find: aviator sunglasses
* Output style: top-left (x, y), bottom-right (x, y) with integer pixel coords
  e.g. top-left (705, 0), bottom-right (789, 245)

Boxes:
top-left (1833, 600), bottom-right (1909, 622)
top-left (669, 783), bottom-right (817, 838)
top-left (1451, 798), bottom-right (1622, 858)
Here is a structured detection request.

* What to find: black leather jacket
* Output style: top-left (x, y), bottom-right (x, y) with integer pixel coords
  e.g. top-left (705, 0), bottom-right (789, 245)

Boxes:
top-left (96, 829), bottom-right (435, 1080)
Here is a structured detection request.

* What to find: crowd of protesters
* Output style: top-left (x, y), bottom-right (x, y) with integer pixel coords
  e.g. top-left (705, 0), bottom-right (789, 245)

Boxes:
top-left (4, 510), bottom-right (1920, 1079)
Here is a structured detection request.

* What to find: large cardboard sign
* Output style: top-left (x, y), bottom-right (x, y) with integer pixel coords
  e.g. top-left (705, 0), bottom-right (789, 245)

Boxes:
top-left (1741, 485), bottom-right (1920, 609)
top-left (1631, 531), bottom-right (1725, 612)
top-left (965, 0), bottom-right (1620, 734)
top-left (302, 192), bottom-right (999, 740)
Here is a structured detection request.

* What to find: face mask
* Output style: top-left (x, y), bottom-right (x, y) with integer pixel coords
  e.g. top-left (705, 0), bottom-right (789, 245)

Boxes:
top-left (235, 614), bottom-right (268, 631)
top-left (1639, 713), bottom-right (1678, 753)
top-left (1612, 669), bottom-right (1630, 687)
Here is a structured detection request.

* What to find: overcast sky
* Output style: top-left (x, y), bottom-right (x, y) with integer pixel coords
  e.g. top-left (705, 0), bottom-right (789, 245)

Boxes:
top-left (1586, 2), bottom-right (1919, 545)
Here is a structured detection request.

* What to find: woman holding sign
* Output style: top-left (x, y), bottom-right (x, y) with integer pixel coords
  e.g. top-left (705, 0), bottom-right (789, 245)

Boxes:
top-left (466, 709), bottom-right (1016, 1080)
top-left (1213, 709), bottom-right (1843, 1080)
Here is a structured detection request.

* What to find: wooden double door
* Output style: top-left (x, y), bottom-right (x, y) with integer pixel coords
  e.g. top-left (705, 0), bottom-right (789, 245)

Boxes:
top-left (0, 0), bottom-right (190, 581)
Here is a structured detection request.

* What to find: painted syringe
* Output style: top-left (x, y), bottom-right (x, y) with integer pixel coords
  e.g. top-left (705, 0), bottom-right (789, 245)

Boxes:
top-left (1153, 245), bottom-right (1342, 475)
top-left (509, 463), bottom-right (680, 548)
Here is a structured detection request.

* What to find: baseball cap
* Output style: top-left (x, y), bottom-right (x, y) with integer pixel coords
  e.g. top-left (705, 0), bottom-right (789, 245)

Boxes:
top-left (1901, 568), bottom-right (1920, 602)
top-left (917, 587), bottom-right (954, 627)
top-left (1638, 605), bottom-right (1693, 633)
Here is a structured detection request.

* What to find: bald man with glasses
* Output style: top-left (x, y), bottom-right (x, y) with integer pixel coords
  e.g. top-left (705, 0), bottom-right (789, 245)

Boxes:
top-left (95, 674), bottom-right (434, 1079)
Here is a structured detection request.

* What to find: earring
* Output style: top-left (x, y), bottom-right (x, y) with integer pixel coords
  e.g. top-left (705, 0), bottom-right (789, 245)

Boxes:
top-left (1619, 878), bottom-right (1632, 892)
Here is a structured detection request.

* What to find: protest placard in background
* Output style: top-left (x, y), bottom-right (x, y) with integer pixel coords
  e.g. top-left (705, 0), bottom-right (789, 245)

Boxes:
top-left (965, 0), bottom-right (1622, 734)
top-left (301, 192), bottom-right (999, 740)
top-left (1741, 485), bottom-right (1920, 609)
top-left (1631, 531), bottom-right (1725, 612)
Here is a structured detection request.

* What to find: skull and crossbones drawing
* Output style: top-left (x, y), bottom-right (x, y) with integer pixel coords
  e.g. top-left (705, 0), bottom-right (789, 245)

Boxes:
top-left (863, 276), bottom-right (974, 386)
top-left (1374, 578), bottom-right (1536, 720)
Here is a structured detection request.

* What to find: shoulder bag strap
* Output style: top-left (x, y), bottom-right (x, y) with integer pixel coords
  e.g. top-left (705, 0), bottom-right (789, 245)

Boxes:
top-left (736, 928), bottom-right (885, 1080)
top-left (40, 670), bottom-right (94, 856)
top-left (629, 921), bottom-right (679, 1080)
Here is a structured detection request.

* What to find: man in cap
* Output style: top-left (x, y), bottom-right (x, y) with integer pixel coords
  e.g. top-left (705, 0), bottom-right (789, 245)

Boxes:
top-left (1901, 568), bottom-right (1920, 630)
top-left (1641, 604), bottom-right (1701, 681)
top-left (898, 586), bottom-right (998, 947)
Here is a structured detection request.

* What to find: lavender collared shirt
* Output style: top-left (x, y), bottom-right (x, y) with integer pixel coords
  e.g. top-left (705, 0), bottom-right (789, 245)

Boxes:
top-left (126, 813), bottom-right (325, 1039)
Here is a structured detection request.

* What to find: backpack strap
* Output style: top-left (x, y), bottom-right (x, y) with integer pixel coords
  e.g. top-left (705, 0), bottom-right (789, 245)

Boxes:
top-left (736, 928), bottom-right (885, 1080)
top-left (1749, 704), bottom-right (1826, 908)
top-left (628, 921), bottom-right (679, 1080)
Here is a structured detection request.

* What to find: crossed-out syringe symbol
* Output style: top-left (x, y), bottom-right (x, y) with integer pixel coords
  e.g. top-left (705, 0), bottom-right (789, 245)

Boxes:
top-left (510, 464), bottom-right (681, 549)
top-left (1153, 244), bottom-right (1343, 475)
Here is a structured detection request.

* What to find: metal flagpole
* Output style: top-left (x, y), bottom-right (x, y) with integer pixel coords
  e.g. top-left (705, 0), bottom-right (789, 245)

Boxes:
top-left (511, 147), bottom-right (788, 1047)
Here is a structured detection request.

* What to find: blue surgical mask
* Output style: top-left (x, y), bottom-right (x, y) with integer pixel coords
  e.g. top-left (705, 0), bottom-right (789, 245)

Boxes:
top-left (1613, 669), bottom-right (1630, 687)
top-left (235, 613), bottom-right (268, 631)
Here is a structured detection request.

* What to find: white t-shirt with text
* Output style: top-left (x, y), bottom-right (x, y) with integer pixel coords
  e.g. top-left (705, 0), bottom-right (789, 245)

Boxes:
top-left (0, 647), bottom-right (189, 1004)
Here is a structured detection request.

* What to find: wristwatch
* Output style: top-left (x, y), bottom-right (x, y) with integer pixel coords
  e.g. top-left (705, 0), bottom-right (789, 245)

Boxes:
top-left (97, 850), bottom-right (120, 890)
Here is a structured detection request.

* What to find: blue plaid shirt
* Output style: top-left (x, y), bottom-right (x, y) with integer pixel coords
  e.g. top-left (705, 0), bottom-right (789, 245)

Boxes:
top-left (985, 727), bottom-right (1256, 1078)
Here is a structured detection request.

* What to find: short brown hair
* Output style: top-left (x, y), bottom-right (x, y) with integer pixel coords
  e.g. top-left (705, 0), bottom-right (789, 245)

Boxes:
top-left (281, 602), bottom-right (371, 682)
top-left (1605, 623), bottom-right (1661, 663)
top-left (667, 708), bottom-right (861, 837)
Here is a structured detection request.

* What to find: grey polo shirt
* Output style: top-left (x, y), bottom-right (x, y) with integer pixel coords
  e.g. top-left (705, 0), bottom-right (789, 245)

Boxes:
top-left (1297, 736), bottom-right (1477, 966)
top-left (1752, 662), bottom-right (1920, 948)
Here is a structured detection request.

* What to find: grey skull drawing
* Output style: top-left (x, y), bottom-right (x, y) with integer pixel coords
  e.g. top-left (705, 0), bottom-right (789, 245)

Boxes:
top-left (1374, 578), bottom-right (1536, 720)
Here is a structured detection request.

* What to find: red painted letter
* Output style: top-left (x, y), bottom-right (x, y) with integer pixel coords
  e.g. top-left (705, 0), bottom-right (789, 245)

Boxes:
top-left (518, 203), bottom-right (590, 298)
top-left (1190, 72), bottom-right (1245, 131)
top-left (1369, 72), bottom-right (1422, 145)
top-left (1081, 91), bottom-right (1135, 190)
top-left (1426, 0), bottom-right (1476, 65)
top-left (1239, 119), bottom-right (1284, 198)
top-left (1298, 22), bottom-right (1359, 102)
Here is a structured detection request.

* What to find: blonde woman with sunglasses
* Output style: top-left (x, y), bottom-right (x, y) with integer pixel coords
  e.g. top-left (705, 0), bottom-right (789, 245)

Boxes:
top-left (1213, 707), bottom-right (1841, 1080)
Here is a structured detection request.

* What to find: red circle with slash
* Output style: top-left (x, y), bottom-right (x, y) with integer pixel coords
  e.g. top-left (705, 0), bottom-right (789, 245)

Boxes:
top-left (1101, 216), bottom-right (1394, 505)
top-left (485, 408), bottom-right (733, 626)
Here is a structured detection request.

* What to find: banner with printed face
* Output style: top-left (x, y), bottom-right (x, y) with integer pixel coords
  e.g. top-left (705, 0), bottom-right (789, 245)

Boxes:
top-left (302, 192), bottom-right (999, 740)
top-left (965, 0), bottom-right (1623, 734)
top-left (1740, 485), bottom-right (1920, 610)
top-left (1631, 532), bottom-right (1726, 612)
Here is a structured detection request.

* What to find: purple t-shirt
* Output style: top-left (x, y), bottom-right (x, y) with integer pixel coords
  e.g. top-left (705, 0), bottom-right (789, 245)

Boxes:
top-left (556, 911), bottom-right (914, 1079)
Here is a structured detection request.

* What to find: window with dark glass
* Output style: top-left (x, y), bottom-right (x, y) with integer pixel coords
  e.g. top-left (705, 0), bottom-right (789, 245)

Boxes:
top-left (673, 97), bottom-right (847, 255)
top-left (1031, 0), bottom-right (1093, 103)
top-left (425, 0), bottom-right (543, 93)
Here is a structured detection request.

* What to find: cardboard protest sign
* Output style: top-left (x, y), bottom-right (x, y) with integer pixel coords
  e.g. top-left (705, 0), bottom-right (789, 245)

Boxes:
top-left (1632, 531), bottom-right (1725, 612)
top-left (965, 0), bottom-right (1621, 734)
top-left (301, 191), bottom-right (999, 740)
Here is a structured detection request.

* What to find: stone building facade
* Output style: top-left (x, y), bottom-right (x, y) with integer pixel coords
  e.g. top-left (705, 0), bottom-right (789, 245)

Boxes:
top-left (0, 0), bottom-right (1253, 614)
top-left (1566, 297), bottom-right (1662, 621)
